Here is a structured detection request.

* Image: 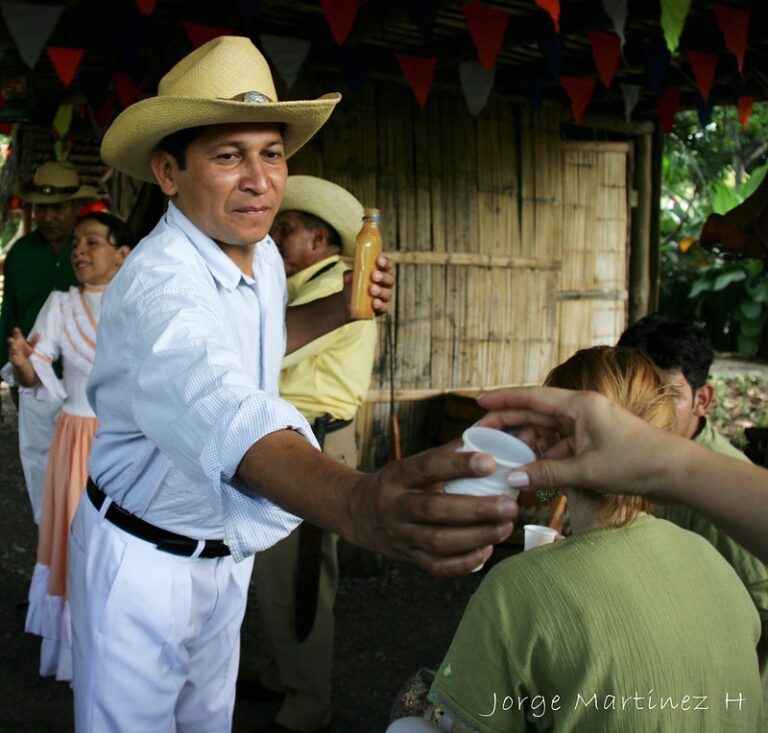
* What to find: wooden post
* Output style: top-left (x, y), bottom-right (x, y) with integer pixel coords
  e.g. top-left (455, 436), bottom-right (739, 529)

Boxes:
top-left (628, 132), bottom-right (653, 324)
top-left (648, 124), bottom-right (665, 312)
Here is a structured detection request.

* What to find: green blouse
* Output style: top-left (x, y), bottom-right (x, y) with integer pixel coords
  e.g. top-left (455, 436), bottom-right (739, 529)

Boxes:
top-left (429, 515), bottom-right (762, 732)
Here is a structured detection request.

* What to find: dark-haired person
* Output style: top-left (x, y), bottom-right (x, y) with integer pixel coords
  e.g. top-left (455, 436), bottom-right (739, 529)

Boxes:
top-left (618, 312), bottom-right (743, 455)
top-left (0, 161), bottom-right (96, 524)
top-left (70, 36), bottom-right (514, 731)
top-left (2, 212), bottom-right (133, 681)
top-left (619, 313), bottom-right (768, 688)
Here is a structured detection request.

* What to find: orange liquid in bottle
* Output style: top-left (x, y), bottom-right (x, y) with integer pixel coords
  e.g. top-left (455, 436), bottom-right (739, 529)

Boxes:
top-left (350, 208), bottom-right (382, 320)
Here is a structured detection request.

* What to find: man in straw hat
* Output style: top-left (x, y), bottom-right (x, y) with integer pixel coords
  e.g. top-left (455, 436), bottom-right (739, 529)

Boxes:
top-left (71, 36), bottom-right (515, 732)
top-left (0, 160), bottom-right (97, 524)
top-left (246, 175), bottom-right (378, 733)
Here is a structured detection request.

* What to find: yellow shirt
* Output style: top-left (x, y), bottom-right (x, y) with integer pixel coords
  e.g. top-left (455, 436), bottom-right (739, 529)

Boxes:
top-left (280, 255), bottom-right (377, 422)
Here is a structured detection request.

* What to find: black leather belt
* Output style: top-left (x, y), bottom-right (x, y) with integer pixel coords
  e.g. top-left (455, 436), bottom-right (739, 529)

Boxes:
top-left (311, 415), bottom-right (353, 447)
top-left (86, 478), bottom-right (230, 558)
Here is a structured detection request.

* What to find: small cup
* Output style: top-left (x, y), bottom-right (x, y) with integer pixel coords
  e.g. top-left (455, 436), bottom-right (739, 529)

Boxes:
top-left (443, 426), bottom-right (535, 501)
top-left (524, 524), bottom-right (558, 551)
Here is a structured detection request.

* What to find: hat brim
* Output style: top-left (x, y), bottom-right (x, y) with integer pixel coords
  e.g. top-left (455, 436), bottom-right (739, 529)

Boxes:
top-left (17, 184), bottom-right (99, 204)
top-left (280, 175), bottom-right (365, 258)
top-left (101, 93), bottom-right (341, 183)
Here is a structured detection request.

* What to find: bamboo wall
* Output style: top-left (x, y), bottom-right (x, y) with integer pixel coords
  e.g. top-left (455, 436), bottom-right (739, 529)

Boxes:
top-left (288, 76), bottom-right (632, 467)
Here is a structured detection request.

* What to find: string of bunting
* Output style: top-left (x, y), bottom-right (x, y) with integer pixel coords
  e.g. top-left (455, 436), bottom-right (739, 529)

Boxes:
top-left (0, 0), bottom-right (762, 147)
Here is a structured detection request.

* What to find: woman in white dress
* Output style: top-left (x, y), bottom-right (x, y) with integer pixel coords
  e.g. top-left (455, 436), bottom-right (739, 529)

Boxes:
top-left (3, 211), bottom-right (133, 681)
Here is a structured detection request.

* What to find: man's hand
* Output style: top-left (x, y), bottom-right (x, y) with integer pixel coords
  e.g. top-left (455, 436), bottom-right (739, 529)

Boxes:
top-left (343, 444), bottom-right (517, 577)
top-left (342, 255), bottom-right (395, 317)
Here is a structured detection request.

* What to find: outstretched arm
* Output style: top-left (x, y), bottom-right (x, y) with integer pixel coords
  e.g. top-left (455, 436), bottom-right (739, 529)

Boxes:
top-left (475, 385), bottom-right (768, 562)
top-left (237, 429), bottom-right (517, 578)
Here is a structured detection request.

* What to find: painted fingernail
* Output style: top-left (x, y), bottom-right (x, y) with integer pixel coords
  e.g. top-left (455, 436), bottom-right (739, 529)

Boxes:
top-left (508, 471), bottom-right (530, 488)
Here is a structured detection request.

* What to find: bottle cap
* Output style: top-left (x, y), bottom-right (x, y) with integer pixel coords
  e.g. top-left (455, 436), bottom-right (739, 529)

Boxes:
top-left (362, 207), bottom-right (380, 222)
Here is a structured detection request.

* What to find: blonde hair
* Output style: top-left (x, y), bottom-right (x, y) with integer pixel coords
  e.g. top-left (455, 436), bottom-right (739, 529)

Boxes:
top-left (544, 345), bottom-right (676, 526)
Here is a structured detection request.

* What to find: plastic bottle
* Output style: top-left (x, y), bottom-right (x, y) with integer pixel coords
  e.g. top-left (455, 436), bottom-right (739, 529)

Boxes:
top-left (350, 207), bottom-right (382, 320)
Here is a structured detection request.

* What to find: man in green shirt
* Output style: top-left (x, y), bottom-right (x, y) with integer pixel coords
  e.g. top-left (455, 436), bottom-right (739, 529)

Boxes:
top-left (618, 313), bottom-right (768, 686)
top-left (0, 160), bottom-right (95, 523)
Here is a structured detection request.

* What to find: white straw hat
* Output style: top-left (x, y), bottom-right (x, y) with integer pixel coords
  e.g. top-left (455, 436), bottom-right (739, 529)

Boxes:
top-left (279, 175), bottom-right (365, 257)
top-left (17, 160), bottom-right (98, 204)
top-left (101, 36), bottom-right (341, 183)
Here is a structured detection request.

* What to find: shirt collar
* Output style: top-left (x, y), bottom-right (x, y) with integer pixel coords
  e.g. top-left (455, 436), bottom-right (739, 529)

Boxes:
top-left (286, 255), bottom-right (341, 298)
top-left (165, 202), bottom-right (275, 290)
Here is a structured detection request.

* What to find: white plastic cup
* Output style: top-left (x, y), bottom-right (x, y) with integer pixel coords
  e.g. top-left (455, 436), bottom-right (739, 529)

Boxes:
top-left (443, 425), bottom-right (536, 501)
top-left (524, 524), bottom-right (558, 551)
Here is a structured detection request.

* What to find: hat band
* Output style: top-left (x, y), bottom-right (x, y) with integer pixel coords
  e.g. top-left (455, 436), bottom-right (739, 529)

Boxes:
top-left (25, 183), bottom-right (79, 196)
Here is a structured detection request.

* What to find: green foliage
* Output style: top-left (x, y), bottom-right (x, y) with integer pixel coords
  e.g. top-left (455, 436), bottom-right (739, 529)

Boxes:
top-left (709, 372), bottom-right (768, 450)
top-left (660, 104), bottom-right (768, 357)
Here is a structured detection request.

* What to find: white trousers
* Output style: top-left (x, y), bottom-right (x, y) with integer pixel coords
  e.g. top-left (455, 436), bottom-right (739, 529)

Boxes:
top-left (68, 492), bottom-right (253, 733)
top-left (18, 391), bottom-right (61, 524)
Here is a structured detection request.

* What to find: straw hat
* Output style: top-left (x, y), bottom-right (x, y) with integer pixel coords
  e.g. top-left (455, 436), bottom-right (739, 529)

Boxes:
top-left (101, 36), bottom-right (341, 183)
top-left (279, 175), bottom-right (365, 258)
top-left (17, 160), bottom-right (98, 204)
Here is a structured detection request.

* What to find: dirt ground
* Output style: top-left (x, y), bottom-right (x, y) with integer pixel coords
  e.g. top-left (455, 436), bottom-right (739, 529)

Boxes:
top-left (0, 384), bottom-right (485, 733)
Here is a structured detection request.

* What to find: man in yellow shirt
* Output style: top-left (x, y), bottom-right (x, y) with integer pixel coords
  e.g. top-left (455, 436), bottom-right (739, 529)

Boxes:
top-left (247, 176), bottom-right (377, 733)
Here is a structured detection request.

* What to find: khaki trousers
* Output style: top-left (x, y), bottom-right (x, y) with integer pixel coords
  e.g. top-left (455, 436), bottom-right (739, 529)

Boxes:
top-left (251, 420), bottom-right (357, 731)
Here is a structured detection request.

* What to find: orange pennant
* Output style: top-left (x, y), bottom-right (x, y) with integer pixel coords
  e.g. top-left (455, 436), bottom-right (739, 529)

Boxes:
top-left (135, 0), bottom-right (157, 16)
top-left (395, 53), bottom-right (437, 109)
top-left (714, 4), bottom-right (749, 76)
top-left (587, 30), bottom-right (621, 89)
top-left (561, 76), bottom-right (596, 121)
top-left (462, 0), bottom-right (510, 71)
top-left (321, 0), bottom-right (360, 45)
top-left (686, 51), bottom-right (717, 103)
top-left (737, 95), bottom-right (755, 130)
top-left (47, 47), bottom-right (84, 88)
top-left (181, 20), bottom-right (234, 49)
top-left (535, 0), bottom-right (560, 33)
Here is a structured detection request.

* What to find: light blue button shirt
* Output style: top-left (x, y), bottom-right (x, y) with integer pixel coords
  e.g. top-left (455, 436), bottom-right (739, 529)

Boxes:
top-left (87, 202), bottom-right (317, 561)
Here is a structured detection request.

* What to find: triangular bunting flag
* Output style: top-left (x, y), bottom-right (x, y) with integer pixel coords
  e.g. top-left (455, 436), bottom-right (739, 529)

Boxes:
top-left (737, 95), bottom-right (755, 130)
top-left (181, 20), bottom-right (234, 49)
top-left (113, 73), bottom-right (146, 110)
top-left (656, 87), bottom-right (681, 134)
top-left (535, 0), bottom-right (560, 33)
top-left (1, 1), bottom-right (64, 69)
top-left (601, 0), bottom-right (628, 47)
top-left (696, 93), bottom-right (715, 128)
top-left (642, 41), bottom-right (670, 96)
top-left (259, 34), bottom-right (310, 91)
top-left (234, 0), bottom-right (261, 31)
top-left (537, 24), bottom-right (562, 79)
top-left (47, 47), bottom-right (84, 88)
top-left (462, 0), bottom-right (510, 72)
top-left (514, 69), bottom-right (545, 112)
top-left (561, 76), bottom-right (596, 122)
top-left (0, 122), bottom-right (15, 136)
top-left (409, 0), bottom-right (439, 46)
top-left (321, 0), bottom-right (360, 45)
top-left (135, 0), bottom-right (156, 16)
top-left (620, 83), bottom-right (641, 122)
top-left (686, 51), bottom-right (717, 103)
top-left (714, 4), bottom-right (749, 77)
top-left (92, 91), bottom-right (117, 135)
top-left (659, 0), bottom-right (692, 54)
top-left (52, 101), bottom-right (74, 139)
top-left (338, 45), bottom-right (371, 95)
top-left (459, 60), bottom-right (495, 116)
top-left (395, 53), bottom-right (436, 109)
top-left (587, 30), bottom-right (621, 89)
